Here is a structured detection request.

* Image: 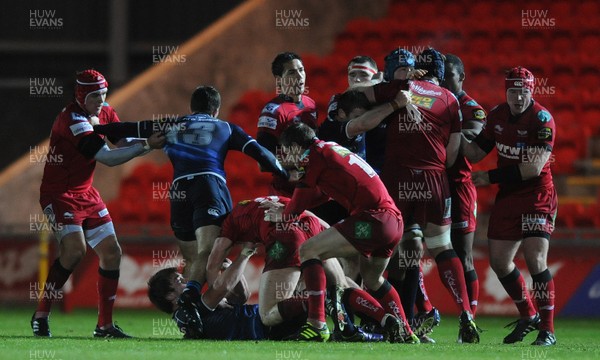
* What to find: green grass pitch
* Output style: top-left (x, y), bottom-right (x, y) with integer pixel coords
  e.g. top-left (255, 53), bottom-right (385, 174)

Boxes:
top-left (2, 308), bottom-right (599, 360)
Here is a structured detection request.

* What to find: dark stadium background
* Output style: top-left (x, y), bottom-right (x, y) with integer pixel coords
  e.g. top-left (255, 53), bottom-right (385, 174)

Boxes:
top-left (0, 0), bottom-right (598, 319)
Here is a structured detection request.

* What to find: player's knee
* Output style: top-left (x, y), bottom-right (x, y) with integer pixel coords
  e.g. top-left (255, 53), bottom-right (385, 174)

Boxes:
top-left (298, 245), bottom-right (319, 262)
top-left (259, 307), bottom-right (282, 327)
top-left (489, 256), bottom-right (511, 276)
top-left (424, 230), bottom-right (451, 250)
top-left (61, 247), bottom-right (86, 269)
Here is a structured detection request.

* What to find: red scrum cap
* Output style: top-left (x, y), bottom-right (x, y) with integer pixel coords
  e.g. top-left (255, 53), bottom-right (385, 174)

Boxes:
top-left (75, 69), bottom-right (108, 107)
top-left (505, 66), bottom-right (535, 92)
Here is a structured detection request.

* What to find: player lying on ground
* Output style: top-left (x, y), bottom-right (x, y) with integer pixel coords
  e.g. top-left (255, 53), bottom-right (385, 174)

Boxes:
top-left (204, 196), bottom-right (406, 341)
top-left (148, 244), bottom-right (385, 341)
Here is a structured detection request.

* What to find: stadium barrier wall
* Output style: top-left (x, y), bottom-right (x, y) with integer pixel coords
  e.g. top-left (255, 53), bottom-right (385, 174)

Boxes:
top-left (2, 236), bottom-right (599, 317)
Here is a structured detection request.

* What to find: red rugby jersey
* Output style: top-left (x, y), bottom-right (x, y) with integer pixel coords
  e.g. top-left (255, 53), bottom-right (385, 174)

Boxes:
top-left (284, 140), bottom-right (399, 217)
top-left (40, 102), bottom-right (119, 194)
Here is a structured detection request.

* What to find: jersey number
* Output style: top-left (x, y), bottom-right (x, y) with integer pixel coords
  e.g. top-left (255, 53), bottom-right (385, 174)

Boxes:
top-left (180, 122), bottom-right (216, 146)
top-left (348, 153), bottom-right (377, 177)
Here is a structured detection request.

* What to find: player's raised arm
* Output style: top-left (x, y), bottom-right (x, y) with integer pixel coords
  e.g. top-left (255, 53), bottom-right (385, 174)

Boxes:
top-left (206, 236), bottom-right (234, 287)
top-left (345, 90), bottom-right (410, 137)
top-left (202, 242), bottom-right (257, 310)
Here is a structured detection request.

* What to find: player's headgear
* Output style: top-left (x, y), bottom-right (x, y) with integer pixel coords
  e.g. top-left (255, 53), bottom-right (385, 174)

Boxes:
top-left (75, 69), bottom-right (108, 107)
top-left (415, 48), bottom-right (446, 81)
top-left (505, 66), bottom-right (535, 93)
top-left (384, 48), bottom-right (415, 81)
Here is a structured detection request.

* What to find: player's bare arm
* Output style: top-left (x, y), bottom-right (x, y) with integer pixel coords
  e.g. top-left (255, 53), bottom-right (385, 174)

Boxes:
top-left (346, 90), bottom-right (411, 137)
top-left (202, 242), bottom-right (257, 310)
top-left (445, 132), bottom-right (461, 168)
top-left (461, 120), bottom-right (484, 141)
top-left (206, 237), bottom-right (234, 287)
top-left (460, 133), bottom-right (488, 164)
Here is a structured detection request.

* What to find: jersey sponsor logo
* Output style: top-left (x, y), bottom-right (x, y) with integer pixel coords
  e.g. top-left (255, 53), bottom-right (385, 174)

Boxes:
top-left (411, 84), bottom-right (442, 96)
top-left (537, 110), bottom-right (552, 123)
top-left (473, 109), bottom-right (486, 120)
top-left (354, 221), bottom-right (372, 239)
top-left (69, 121), bottom-right (93, 136)
top-left (517, 130), bottom-right (528, 137)
top-left (410, 94), bottom-right (436, 109)
top-left (465, 100), bottom-right (479, 107)
top-left (496, 142), bottom-right (522, 159)
top-left (98, 208), bottom-right (109, 217)
top-left (537, 127), bottom-right (553, 140)
top-left (263, 103), bottom-right (280, 114)
top-left (494, 125), bottom-right (504, 134)
top-left (70, 112), bottom-right (88, 122)
top-left (258, 116), bottom-right (277, 129)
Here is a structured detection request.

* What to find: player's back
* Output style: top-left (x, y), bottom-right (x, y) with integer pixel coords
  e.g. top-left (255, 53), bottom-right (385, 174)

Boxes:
top-left (225, 196), bottom-right (292, 243)
top-left (384, 80), bottom-right (461, 171)
top-left (307, 140), bottom-right (398, 214)
top-left (164, 113), bottom-right (247, 181)
top-left (40, 102), bottom-right (119, 194)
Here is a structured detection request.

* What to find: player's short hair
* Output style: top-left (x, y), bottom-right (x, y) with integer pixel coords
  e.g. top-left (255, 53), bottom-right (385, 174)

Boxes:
top-left (445, 53), bottom-right (465, 76)
top-left (280, 122), bottom-right (317, 148)
top-left (347, 56), bottom-right (378, 70)
top-left (271, 52), bottom-right (303, 77)
top-left (148, 267), bottom-right (178, 314)
top-left (191, 85), bottom-right (221, 114)
top-left (337, 90), bottom-right (371, 116)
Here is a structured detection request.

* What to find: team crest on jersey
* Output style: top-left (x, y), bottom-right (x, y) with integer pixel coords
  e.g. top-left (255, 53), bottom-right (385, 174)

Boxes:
top-left (465, 100), bottom-right (479, 107)
top-left (310, 111), bottom-right (317, 119)
top-left (473, 109), bottom-right (486, 120)
top-left (263, 103), bottom-right (280, 114)
top-left (537, 127), bottom-right (553, 140)
top-left (238, 199), bottom-right (252, 206)
top-left (494, 125), bottom-right (504, 134)
top-left (537, 110), bottom-right (551, 123)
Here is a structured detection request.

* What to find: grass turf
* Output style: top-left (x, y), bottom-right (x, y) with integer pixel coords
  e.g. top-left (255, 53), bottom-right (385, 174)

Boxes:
top-left (2, 308), bottom-right (599, 360)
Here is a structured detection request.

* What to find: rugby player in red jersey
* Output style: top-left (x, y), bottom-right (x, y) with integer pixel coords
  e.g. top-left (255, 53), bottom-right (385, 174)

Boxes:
top-left (462, 67), bottom-right (557, 346)
top-left (257, 52), bottom-right (318, 196)
top-left (316, 55), bottom-right (382, 283)
top-left (267, 122), bottom-right (419, 343)
top-left (350, 48), bottom-right (480, 343)
top-left (32, 70), bottom-right (165, 338)
top-left (441, 54), bottom-right (487, 316)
